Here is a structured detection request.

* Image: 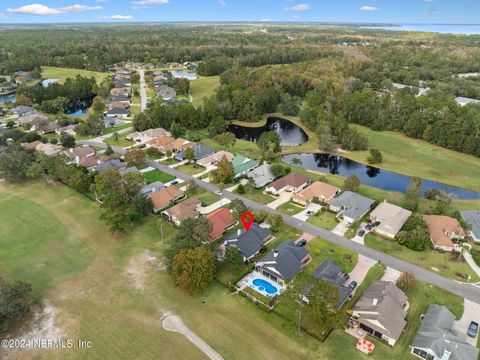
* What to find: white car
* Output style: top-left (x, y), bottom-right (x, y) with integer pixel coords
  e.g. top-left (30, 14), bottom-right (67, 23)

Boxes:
top-left (215, 190), bottom-right (222, 196)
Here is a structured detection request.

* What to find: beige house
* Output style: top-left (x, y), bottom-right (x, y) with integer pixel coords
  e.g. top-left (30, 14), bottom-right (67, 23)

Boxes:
top-left (352, 281), bottom-right (408, 347)
top-left (370, 202), bottom-right (412, 238)
top-left (126, 128), bottom-right (171, 143)
top-left (292, 181), bottom-right (340, 206)
top-left (423, 215), bottom-right (467, 251)
top-left (196, 150), bottom-right (234, 167)
top-left (265, 173), bottom-right (309, 195)
top-left (162, 198), bottom-right (201, 226)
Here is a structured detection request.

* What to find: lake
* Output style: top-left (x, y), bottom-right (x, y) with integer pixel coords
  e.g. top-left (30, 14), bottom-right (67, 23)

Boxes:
top-left (228, 117), bottom-right (308, 146)
top-left (0, 93), bottom-right (16, 104)
top-left (362, 24), bottom-right (480, 35)
top-left (282, 153), bottom-right (480, 200)
top-left (65, 97), bottom-right (93, 117)
top-left (170, 70), bottom-right (197, 80)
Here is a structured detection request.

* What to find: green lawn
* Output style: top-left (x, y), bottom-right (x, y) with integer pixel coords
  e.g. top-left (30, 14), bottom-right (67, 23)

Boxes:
top-left (143, 169), bottom-right (176, 184)
top-left (365, 233), bottom-right (480, 283)
top-left (160, 158), bottom-right (180, 165)
top-left (200, 138), bottom-right (263, 160)
top-left (305, 237), bottom-right (358, 273)
top-left (349, 124), bottom-right (480, 193)
top-left (186, 187), bottom-right (221, 206)
top-left (41, 66), bottom-right (110, 84)
top-left (105, 135), bottom-right (136, 148)
top-left (102, 123), bottom-right (132, 135)
top-left (307, 210), bottom-right (339, 231)
top-left (190, 76), bottom-right (220, 108)
top-left (237, 187), bottom-right (276, 205)
top-left (175, 163), bottom-right (206, 175)
top-left (277, 201), bottom-right (305, 215)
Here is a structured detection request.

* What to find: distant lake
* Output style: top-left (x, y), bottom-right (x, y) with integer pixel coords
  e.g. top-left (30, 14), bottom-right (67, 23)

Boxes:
top-left (41, 78), bottom-right (58, 87)
top-left (65, 97), bottom-right (93, 117)
top-left (0, 93), bottom-right (16, 104)
top-left (283, 153), bottom-right (480, 200)
top-left (362, 24), bottom-right (480, 35)
top-left (228, 116), bottom-right (308, 146)
top-left (170, 70), bottom-right (197, 80)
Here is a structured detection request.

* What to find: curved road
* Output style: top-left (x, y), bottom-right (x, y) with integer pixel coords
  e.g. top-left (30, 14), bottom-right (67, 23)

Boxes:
top-left (78, 140), bottom-right (480, 304)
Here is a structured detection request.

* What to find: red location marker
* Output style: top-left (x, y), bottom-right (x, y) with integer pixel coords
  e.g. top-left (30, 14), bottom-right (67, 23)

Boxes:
top-left (240, 211), bottom-right (255, 232)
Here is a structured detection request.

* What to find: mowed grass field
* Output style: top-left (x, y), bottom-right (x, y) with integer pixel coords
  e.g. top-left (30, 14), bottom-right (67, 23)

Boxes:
top-left (349, 124), bottom-right (480, 192)
top-left (190, 76), bottom-right (220, 107)
top-left (41, 66), bottom-right (110, 84)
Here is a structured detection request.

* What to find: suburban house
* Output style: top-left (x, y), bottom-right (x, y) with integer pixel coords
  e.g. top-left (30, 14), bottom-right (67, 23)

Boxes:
top-left (63, 146), bottom-right (95, 164)
top-left (77, 155), bottom-right (112, 170)
top-left (265, 173), bottom-right (309, 195)
top-left (104, 117), bottom-right (124, 128)
top-left (196, 150), bottom-right (234, 167)
top-left (106, 108), bottom-right (129, 119)
top-left (255, 241), bottom-right (311, 286)
top-left (460, 210), bottom-right (480, 242)
top-left (23, 141), bottom-right (62, 156)
top-left (17, 112), bottom-right (48, 126)
top-left (162, 198), bottom-right (201, 226)
top-left (455, 96), bottom-right (480, 107)
top-left (163, 138), bottom-right (196, 153)
top-left (411, 304), bottom-right (479, 360)
top-left (352, 281), bottom-right (408, 346)
top-left (110, 88), bottom-right (129, 97)
top-left (370, 202), bottom-right (412, 238)
top-left (34, 120), bottom-right (61, 135)
top-left (423, 215), bottom-right (467, 251)
top-left (55, 124), bottom-right (77, 137)
top-left (247, 163), bottom-right (275, 188)
top-left (309, 259), bottom-right (353, 309)
top-left (11, 105), bottom-right (35, 116)
top-left (140, 181), bottom-right (165, 197)
top-left (175, 144), bottom-right (214, 161)
top-left (146, 135), bottom-right (175, 151)
top-left (205, 207), bottom-right (236, 242)
top-left (90, 159), bottom-right (126, 173)
top-left (156, 85), bottom-right (176, 101)
top-left (149, 185), bottom-right (184, 213)
top-left (222, 222), bottom-right (273, 261)
top-left (329, 191), bottom-right (376, 224)
top-left (231, 155), bottom-right (260, 178)
top-left (110, 101), bottom-right (130, 109)
top-left (112, 94), bottom-right (131, 104)
top-left (292, 181), bottom-right (341, 206)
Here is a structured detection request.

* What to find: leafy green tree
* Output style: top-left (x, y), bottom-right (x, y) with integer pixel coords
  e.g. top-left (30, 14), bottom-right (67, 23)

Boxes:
top-left (124, 149), bottom-right (145, 167)
top-left (211, 155), bottom-right (234, 184)
top-left (60, 133), bottom-right (75, 148)
top-left (0, 276), bottom-right (32, 333)
top-left (214, 132), bottom-right (236, 148)
top-left (257, 131), bottom-right (281, 153)
top-left (224, 246), bottom-right (244, 267)
top-left (267, 214), bottom-right (283, 232)
top-left (367, 149), bottom-right (382, 164)
top-left (270, 164), bottom-right (286, 178)
top-left (277, 92), bottom-right (301, 116)
top-left (397, 216), bottom-right (431, 251)
top-left (343, 175), bottom-right (361, 192)
top-left (92, 96), bottom-right (106, 113)
top-left (0, 146), bottom-right (36, 183)
top-left (185, 147), bottom-right (196, 163)
top-left (230, 199), bottom-right (248, 221)
top-left (169, 121), bottom-right (185, 138)
top-left (172, 247), bottom-right (216, 294)
top-left (405, 177), bottom-right (422, 211)
top-left (208, 116), bottom-right (228, 138)
top-left (396, 271), bottom-right (416, 291)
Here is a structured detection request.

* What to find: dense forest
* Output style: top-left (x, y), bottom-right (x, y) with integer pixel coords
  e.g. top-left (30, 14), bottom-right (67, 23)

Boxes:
top-left (2, 24), bottom-right (480, 157)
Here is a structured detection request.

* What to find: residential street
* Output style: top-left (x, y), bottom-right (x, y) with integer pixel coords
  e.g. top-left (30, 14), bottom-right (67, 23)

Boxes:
top-left (139, 68), bottom-right (147, 112)
top-left (78, 141), bottom-right (480, 304)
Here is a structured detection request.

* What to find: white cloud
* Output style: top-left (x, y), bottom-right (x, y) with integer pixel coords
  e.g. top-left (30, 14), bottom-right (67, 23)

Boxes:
top-left (7, 3), bottom-right (103, 16)
top-left (285, 3), bottom-right (310, 11)
top-left (260, 18), bottom-right (271, 22)
top-left (219, 0), bottom-right (227, 5)
top-left (98, 15), bottom-right (133, 20)
top-left (359, 6), bottom-right (379, 11)
top-left (131, 0), bottom-right (169, 4)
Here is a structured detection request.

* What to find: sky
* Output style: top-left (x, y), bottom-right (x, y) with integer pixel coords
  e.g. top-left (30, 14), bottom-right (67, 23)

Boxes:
top-left (0, 0), bottom-right (479, 24)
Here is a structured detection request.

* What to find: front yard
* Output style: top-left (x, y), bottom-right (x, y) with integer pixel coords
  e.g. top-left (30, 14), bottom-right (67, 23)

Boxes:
top-left (143, 169), bottom-right (176, 184)
top-left (365, 233), bottom-right (480, 283)
top-left (277, 201), bottom-right (304, 215)
top-left (186, 187), bottom-right (221, 206)
top-left (237, 187), bottom-right (276, 205)
top-left (175, 163), bottom-right (206, 175)
top-left (104, 135), bottom-right (135, 148)
top-left (307, 210), bottom-right (339, 231)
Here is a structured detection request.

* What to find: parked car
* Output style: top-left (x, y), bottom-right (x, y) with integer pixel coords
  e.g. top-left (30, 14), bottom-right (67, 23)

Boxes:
top-left (345, 222), bottom-right (353, 228)
top-left (306, 210), bottom-right (315, 217)
top-left (296, 239), bottom-right (307, 247)
top-left (468, 321), bottom-right (478, 338)
top-left (349, 281), bottom-right (358, 290)
top-left (342, 273), bottom-right (350, 282)
top-left (365, 224), bottom-right (372, 230)
top-left (170, 180), bottom-right (179, 185)
top-left (214, 189), bottom-right (222, 196)
top-left (358, 229), bottom-right (366, 237)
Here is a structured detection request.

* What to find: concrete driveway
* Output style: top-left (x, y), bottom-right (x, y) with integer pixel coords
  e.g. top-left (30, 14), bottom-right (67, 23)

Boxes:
top-left (453, 299), bottom-right (480, 346)
top-left (293, 203), bottom-right (322, 221)
top-left (382, 267), bottom-right (401, 283)
top-left (332, 219), bottom-right (350, 236)
top-left (346, 255), bottom-right (377, 288)
top-left (266, 192), bottom-right (291, 209)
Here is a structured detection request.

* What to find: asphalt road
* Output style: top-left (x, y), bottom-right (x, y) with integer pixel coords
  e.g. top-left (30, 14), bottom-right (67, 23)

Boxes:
top-left (79, 140), bottom-right (480, 304)
top-left (139, 69), bottom-right (147, 112)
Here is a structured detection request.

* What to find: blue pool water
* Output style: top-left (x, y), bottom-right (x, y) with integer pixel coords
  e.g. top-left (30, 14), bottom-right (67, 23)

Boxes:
top-left (252, 278), bottom-right (278, 295)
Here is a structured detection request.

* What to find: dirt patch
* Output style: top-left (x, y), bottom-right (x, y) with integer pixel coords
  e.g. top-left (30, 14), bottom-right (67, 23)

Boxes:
top-left (124, 250), bottom-right (165, 291)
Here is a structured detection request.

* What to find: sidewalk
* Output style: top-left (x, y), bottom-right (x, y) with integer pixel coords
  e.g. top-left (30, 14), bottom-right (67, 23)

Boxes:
top-left (464, 252), bottom-right (480, 279)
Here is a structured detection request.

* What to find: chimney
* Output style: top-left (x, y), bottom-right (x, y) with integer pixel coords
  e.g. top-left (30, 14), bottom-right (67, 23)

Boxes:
top-left (372, 298), bottom-right (378, 306)
top-left (273, 250), bottom-right (279, 258)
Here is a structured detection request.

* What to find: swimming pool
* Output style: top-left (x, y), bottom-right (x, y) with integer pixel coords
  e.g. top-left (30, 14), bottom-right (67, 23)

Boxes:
top-left (252, 278), bottom-right (279, 295)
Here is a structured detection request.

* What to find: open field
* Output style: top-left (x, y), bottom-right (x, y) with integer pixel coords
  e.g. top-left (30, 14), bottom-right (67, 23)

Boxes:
top-left (349, 125), bottom-right (480, 193)
top-left (189, 76), bottom-right (220, 108)
top-left (41, 66), bottom-right (110, 85)
top-left (365, 233), bottom-right (480, 283)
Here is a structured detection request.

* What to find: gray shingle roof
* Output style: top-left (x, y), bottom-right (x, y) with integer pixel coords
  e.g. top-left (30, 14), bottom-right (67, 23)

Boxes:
top-left (176, 144), bottom-right (214, 161)
top-left (412, 305), bottom-right (479, 360)
top-left (330, 191), bottom-right (375, 220)
top-left (311, 260), bottom-right (353, 308)
top-left (247, 163), bottom-right (275, 188)
top-left (256, 241), bottom-right (309, 281)
top-left (92, 159), bottom-right (125, 173)
top-left (224, 222), bottom-right (271, 260)
top-left (460, 210), bottom-right (480, 240)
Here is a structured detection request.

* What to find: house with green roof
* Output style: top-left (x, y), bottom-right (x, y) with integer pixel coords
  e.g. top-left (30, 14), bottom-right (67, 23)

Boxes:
top-left (231, 155), bottom-right (259, 178)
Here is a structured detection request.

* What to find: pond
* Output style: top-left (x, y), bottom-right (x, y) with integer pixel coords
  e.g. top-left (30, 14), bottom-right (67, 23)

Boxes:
top-left (170, 70), bottom-right (197, 80)
top-left (227, 117), bottom-right (308, 147)
top-left (282, 153), bottom-right (480, 200)
top-left (0, 93), bottom-right (16, 104)
top-left (65, 97), bottom-right (93, 117)
top-left (41, 78), bottom-right (59, 87)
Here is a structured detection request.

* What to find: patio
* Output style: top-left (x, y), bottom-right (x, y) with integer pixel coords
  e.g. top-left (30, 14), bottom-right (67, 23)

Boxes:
top-left (345, 317), bottom-right (375, 355)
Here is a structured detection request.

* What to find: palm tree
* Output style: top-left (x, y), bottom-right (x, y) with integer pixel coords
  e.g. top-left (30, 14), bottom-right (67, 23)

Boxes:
top-left (457, 242), bottom-right (471, 261)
